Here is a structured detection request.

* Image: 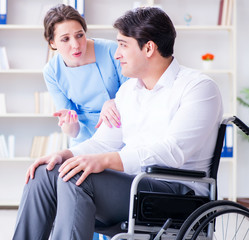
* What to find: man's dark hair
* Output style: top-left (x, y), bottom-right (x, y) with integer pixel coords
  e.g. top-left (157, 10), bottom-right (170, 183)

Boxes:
top-left (113, 7), bottom-right (176, 58)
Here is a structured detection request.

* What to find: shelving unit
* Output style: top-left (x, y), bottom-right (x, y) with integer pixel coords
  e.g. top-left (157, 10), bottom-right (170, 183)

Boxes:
top-left (0, 0), bottom-right (237, 206)
top-left (148, 0), bottom-right (237, 201)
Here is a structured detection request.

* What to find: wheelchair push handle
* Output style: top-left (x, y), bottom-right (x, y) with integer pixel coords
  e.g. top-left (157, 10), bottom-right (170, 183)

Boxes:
top-left (232, 116), bottom-right (249, 136)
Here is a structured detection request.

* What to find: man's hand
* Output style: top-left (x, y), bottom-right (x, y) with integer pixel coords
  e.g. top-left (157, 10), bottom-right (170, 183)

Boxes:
top-left (25, 149), bottom-right (73, 184)
top-left (25, 153), bottom-right (63, 184)
top-left (95, 99), bottom-right (121, 128)
top-left (58, 152), bottom-right (123, 186)
top-left (54, 109), bottom-right (80, 138)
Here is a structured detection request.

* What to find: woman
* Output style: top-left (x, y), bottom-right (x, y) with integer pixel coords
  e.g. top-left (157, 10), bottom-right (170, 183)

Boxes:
top-left (43, 4), bottom-right (128, 146)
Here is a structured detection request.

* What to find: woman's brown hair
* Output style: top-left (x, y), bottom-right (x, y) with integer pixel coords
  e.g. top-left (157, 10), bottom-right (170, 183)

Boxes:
top-left (44, 4), bottom-right (87, 50)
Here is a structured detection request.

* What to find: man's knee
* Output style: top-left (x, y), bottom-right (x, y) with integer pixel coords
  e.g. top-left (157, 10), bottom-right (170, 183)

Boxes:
top-left (28, 164), bottom-right (60, 187)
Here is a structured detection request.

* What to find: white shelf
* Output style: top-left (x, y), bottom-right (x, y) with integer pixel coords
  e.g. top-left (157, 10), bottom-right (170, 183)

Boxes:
top-left (0, 24), bottom-right (234, 31)
top-left (0, 24), bottom-right (114, 30)
top-left (0, 69), bottom-right (43, 74)
top-left (0, 24), bottom-right (43, 30)
top-left (0, 69), bottom-right (234, 75)
top-left (199, 69), bottom-right (234, 74)
top-left (0, 113), bottom-right (53, 117)
top-left (0, 157), bottom-right (33, 162)
top-left (220, 157), bottom-right (234, 163)
top-left (0, 201), bottom-right (19, 207)
top-left (175, 25), bottom-right (234, 31)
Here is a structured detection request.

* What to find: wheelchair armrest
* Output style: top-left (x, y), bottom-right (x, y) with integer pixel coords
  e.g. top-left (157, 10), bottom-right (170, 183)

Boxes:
top-left (145, 165), bottom-right (206, 178)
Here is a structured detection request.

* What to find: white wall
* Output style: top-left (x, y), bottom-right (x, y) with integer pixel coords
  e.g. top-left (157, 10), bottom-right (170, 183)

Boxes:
top-left (236, 0), bottom-right (249, 197)
top-left (2, 0), bottom-right (248, 200)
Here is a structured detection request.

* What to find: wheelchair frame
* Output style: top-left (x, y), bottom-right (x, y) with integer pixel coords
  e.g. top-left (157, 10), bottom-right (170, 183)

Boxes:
top-left (110, 116), bottom-right (249, 240)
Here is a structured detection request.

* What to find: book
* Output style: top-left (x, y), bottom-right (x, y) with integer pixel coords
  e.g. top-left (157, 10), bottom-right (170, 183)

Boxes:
top-left (221, 0), bottom-right (228, 25)
top-left (62, 0), bottom-right (84, 17)
top-left (226, 0), bottom-right (234, 26)
top-left (76, 0), bottom-right (85, 17)
top-left (8, 135), bottom-right (15, 158)
top-left (30, 132), bottom-right (66, 158)
top-left (30, 136), bottom-right (38, 159)
top-left (0, 46), bottom-right (9, 70)
top-left (35, 91), bottom-right (56, 114)
top-left (30, 136), bottom-right (37, 158)
top-left (220, 0), bottom-right (234, 26)
top-left (221, 124), bottom-right (233, 157)
top-left (0, 134), bottom-right (8, 158)
top-left (217, 0), bottom-right (224, 25)
top-left (0, 93), bottom-right (6, 114)
top-left (0, 0), bottom-right (7, 24)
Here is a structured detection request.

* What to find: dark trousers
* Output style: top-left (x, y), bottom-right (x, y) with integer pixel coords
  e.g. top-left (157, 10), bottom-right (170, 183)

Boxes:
top-left (13, 164), bottom-right (192, 240)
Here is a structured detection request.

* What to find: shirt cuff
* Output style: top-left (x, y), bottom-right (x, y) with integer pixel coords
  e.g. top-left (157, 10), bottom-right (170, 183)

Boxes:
top-left (118, 148), bottom-right (141, 174)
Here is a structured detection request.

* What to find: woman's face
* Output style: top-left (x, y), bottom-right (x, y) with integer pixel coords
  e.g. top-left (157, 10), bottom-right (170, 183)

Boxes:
top-left (50, 20), bottom-right (87, 67)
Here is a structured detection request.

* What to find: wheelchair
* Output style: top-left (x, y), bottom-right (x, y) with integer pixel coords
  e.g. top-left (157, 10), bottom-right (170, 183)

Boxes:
top-left (110, 116), bottom-right (249, 240)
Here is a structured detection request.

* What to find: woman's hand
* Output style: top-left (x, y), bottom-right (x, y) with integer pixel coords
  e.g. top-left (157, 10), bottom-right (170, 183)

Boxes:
top-left (95, 99), bottom-right (121, 128)
top-left (25, 153), bottom-right (63, 184)
top-left (53, 109), bottom-right (80, 138)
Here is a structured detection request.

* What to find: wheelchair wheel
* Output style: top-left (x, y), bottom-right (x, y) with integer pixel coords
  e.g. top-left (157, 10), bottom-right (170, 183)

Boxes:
top-left (176, 200), bottom-right (249, 240)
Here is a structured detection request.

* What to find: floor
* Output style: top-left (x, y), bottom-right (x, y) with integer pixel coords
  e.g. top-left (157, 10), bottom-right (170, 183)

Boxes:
top-left (0, 209), bottom-right (17, 240)
top-left (1, 203), bottom-right (249, 240)
top-left (0, 209), bottom-right (107, 240)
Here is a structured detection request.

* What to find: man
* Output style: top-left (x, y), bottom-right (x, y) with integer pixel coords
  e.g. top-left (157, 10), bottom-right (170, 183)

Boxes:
top-left (13, 7), bottom-right (223, 240)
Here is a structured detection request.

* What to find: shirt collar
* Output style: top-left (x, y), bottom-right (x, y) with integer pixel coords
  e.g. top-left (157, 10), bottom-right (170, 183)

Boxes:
top-left (134, 57), bottom-right (180, 91)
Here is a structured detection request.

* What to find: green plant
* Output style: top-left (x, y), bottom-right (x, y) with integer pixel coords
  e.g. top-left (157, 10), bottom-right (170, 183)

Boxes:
top-left (237, 88), bottom-right (249, 141)
top-left (237, 88), bottom-right (249, 107)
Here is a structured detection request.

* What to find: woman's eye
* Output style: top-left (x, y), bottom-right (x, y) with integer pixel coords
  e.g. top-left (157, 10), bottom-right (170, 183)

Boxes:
top-left (76, 33), bottom-right (84, 38)
top-left (61, 37), bottom-right (69, 42)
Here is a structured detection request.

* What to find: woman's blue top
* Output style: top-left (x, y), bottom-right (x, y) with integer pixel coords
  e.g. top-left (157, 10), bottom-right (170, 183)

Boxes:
top-left (43, 38), bottom-right (128, 146)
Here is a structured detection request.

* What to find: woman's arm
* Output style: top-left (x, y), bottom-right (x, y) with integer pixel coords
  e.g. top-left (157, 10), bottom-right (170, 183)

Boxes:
top-left (44, 62), bottom-right (80, 137)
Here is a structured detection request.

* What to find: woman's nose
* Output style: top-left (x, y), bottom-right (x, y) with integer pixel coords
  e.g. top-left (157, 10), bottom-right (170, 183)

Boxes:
top-left (71, 38), bottom-right (80, 49)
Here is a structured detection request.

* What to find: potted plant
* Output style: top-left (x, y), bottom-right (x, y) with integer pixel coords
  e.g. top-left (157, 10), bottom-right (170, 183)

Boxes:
top-left (202, 53), bottom-right (214, 70)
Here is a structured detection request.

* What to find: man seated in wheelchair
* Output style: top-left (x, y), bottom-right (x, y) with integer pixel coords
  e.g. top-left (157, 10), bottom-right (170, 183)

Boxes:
top-left (13, 6), bottom-right (223, 240)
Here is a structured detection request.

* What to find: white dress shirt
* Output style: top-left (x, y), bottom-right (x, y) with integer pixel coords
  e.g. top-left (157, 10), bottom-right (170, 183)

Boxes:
top-left (70, 58), bottom-right (223, 195)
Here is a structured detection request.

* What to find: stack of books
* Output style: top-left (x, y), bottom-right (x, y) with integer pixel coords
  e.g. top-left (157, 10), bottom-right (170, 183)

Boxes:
top-left (0, 135), bottom-right (15, 159)
top-left (30, 132), bottom-right (68, 159)
top-left (34, 91), bottom-right (56, 115)
top-left (63, 0), bottom-right (85, 17)
top-left (217, 0), bottom-right (234, 26)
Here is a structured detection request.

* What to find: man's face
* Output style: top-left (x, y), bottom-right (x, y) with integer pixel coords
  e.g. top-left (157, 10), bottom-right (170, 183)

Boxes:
top-left (114, 32), bottom-right (147, 78)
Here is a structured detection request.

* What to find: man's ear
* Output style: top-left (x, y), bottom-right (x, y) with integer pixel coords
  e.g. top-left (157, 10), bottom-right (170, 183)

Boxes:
top-left (145, 41), bottom-right (157, 57)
